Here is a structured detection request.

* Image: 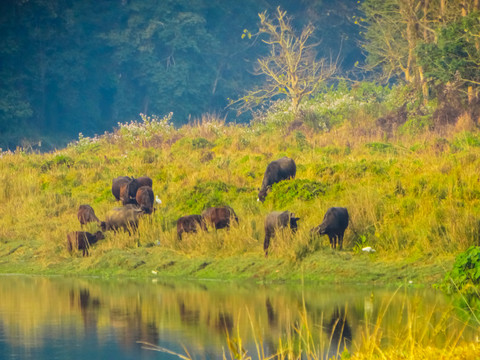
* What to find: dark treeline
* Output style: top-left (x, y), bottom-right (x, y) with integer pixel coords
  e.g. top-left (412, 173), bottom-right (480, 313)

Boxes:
top-left (0, 0), bottom-right (361, 150)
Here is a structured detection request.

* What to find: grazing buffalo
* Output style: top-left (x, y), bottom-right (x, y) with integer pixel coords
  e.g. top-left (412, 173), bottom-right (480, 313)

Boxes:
top-left (264, 211), bottom-right (300, 256)
top-left (201, 206), bottom-right (238, 230)
top-left (67, 231), bottom-right (105, 256)
top-left (310, 207), bottom-right (349, 250)
top-left (102, 205), bottom-right (144, 234)
top-left (176, 215), bottom-right (207, 240)
top-left (258, 157), bottom-right (296, 202)
top-left (112, 176), bottom-right (133, 201)
top-left (77, 204), bottom-right (102, 227)
top-left (136, 186), bottom-right (154, 214)
top-left (123, 176), bottom-right (153, 205)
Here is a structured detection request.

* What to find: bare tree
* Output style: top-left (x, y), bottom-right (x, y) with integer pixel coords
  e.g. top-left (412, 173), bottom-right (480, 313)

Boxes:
top-left (231, 7), bottom-right (336, 114)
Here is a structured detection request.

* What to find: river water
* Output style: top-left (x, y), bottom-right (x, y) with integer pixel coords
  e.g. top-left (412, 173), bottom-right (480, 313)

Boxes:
top-left (0, 275), bottom-right (477, 360)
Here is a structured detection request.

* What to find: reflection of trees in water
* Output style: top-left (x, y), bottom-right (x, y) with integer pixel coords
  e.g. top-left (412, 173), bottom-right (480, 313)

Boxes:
top-left (257, 298), bottom-right (354, 358)
top-left (178, 298), bottom-right (233, 334)
top-left (109, 304), bottom-right (159, 351)
top-left (68, 285), bottom-right (159, 351)
top-left (0, 276), bottom-right (476, 357)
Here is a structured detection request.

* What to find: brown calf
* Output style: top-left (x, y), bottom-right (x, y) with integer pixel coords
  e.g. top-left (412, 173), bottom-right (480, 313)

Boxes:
top-left (77, 204), bottom-right (102, 227)
top-left (201, 206), bottom-right (238, 230)
top-left (67, 231), bottom-right (105, 256)
top-left (176, 215), bottom-right (207, 240)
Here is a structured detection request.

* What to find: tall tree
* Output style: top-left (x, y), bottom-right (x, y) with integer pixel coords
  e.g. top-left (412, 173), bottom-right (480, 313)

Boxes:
top-left (360, 0), bottom-right (479, 101)
top-left (231, 7), bottom-right (336, 114)
top-left (416, 10), bottom-right (480, 101)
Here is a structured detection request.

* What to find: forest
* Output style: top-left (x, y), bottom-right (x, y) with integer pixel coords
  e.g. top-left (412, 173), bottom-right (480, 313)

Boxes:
top-left (0, 0), bottom-right (362, 150)
top-left (2, 0), bottom-right (479, 150)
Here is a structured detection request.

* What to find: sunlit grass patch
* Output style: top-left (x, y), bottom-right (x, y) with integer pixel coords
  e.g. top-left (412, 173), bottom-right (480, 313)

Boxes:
top-left (2, 83), bottom-right (480, 281)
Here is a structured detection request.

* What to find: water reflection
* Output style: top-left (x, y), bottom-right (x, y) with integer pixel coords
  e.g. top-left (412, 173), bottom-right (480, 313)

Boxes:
top-left (325, 306), bottom-right (352, 356)
top-left (0, 275), bottom-right (476, 359)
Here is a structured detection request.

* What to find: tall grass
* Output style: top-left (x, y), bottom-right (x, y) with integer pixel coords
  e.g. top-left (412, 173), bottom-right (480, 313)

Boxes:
top-left (1, 83), bottom-right (480, 274)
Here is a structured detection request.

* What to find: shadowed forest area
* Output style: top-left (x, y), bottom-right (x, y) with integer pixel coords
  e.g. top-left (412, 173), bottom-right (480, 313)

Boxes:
top-left (0, 0), bottom-right (361, 150)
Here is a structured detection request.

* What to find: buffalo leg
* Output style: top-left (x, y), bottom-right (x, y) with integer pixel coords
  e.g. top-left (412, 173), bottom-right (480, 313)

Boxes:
top-left (264, 235), bottom-right (271, 257)
top-left (328, 235), bottom-right (335, 249)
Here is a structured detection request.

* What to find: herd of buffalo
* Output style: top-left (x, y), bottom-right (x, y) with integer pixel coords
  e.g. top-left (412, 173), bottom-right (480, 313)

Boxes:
top-left (67, 156), bottom-right (350, 257)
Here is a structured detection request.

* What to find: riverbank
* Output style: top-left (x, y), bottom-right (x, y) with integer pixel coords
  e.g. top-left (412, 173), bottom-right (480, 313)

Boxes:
top-left (0, 237), bottom-right (452, 286)
top-left (1, 85), bottom-right (479, 286)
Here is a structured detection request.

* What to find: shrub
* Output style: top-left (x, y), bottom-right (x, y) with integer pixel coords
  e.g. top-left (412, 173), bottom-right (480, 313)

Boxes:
top-left (437, 246), bottom-right (480, 294)
top-left (192, 137), bottom-right (213, 149)
top-left (176, 181), bottom-right (238, 214)
top-left (365, 142), bottom-right (396, 154)
top-left (267, 179), bottom-right (326, 207)
top-left (40, 154), bottom-right (74, 172)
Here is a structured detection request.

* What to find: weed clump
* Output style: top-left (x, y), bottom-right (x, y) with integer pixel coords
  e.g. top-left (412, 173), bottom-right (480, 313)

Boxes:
top-left (175, 181), bottom-right (238, 215)
top-left (268, 179), bottom-right (326, 207)
top-left (437, 246), bottom-right (480, 294)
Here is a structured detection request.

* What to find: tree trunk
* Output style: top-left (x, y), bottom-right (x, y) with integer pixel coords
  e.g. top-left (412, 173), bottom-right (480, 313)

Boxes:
top-left (142, 94), bottom-right (149, 115)
top-left (468, 86), bottom-right (474, 104)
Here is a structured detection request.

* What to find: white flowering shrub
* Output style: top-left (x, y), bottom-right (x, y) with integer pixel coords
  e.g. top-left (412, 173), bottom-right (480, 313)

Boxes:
top-left (297, 82), bottom-right (409, 131)
top-left (0, 149), bottom-right (15, 158)
top-left (68, 132), bottom-right (102, 153)
top-left (250, 99), bottom-right (294, 133)
top-left (247, 83), bottom-right (408, 134)
top-left (193, 114), bottom-right (228, 138)
top-left (117, 112), bottom-right (174, 144)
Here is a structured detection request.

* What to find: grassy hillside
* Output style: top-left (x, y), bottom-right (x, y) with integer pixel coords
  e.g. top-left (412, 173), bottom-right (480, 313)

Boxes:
top-left (1, 83), bottom-right (479, 283)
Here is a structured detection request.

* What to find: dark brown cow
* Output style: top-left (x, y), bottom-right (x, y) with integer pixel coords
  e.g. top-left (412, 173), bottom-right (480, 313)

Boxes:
top-left (258, 157), bottom-right (296, 202)
top-left (264, 210), bottom-right (300, 256)
top-left (112, 176), bottom-right (133, 201)
top-left (310, 207), bottom-right (349, 250)
top-left (201, 206), bottom-right (238, 230)
top-left (123, 176), bottom-right (153, 205)
top-left (176, 215), bottom-right (207, 240)
top-left (77, 204), bottom-right (102, 227)
top-left (67, 231), bottom-right (105, 256)
top-left (136, 186), bottom-right (154, 214)
top-left (102, 205), bottom-right (144, 234)
top-left (119, 182), bottom-right (133, 205)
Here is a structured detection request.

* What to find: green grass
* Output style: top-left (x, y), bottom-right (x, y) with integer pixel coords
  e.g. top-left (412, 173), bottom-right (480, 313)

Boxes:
top-left (1, 89), bottom-right (479, 284)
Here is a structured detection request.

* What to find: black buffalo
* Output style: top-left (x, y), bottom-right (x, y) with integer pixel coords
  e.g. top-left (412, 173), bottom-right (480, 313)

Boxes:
top-left (258, 157), bottom-right (296, 202)
top-left (123, 176), bottom-right (153, 205)
top-left (67, 231), bottom-right (105, 256)
top-left (264, 210), bottom-right (300, 256)
top-left (176, 215), bottom-right (207, 240)
top-left (112, 176), bottom-right (133, 201)
top-left (201, 206), bottom-right (238, 230)
top-left (310, 207), bottom-right (349, 250)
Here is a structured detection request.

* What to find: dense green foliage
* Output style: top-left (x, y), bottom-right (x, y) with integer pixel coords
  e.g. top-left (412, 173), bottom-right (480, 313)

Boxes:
top-left (417, 11), bottom-right (480, 87)
top-left (360, 0), bottom-right (480, 109)
top-left (438, 246), bottom-right (480, 294)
